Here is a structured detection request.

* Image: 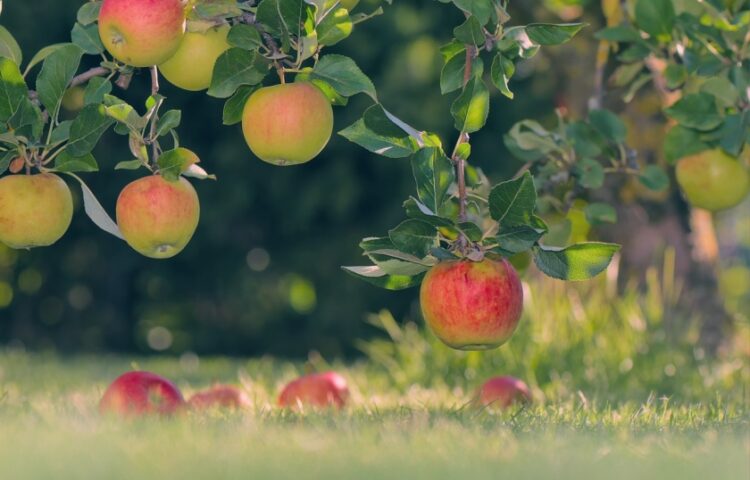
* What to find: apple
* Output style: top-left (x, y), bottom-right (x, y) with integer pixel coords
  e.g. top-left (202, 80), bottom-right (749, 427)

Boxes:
top-left (99, 371), bottom-right (185, 416)
top-left (116, 175), bottom-right (200, 259)
top-left (676, 148), bottom-right (750, 212)
top-left (0, 173), bottom-right (73, 249)
top-left (278, 371), bottom-right (349, 409)
top-left (188, 385), bottom-right (251, 410)
top-left (242, 82), bottom-right (333, 166)
top-left (159, 24), bottom-right (231, 91)
top-left (476, 376), bottom-right (531, 409)
top-left (420, 258), bottom-right (523, 350)
top-left (98, 0), bottom-right (186, 67)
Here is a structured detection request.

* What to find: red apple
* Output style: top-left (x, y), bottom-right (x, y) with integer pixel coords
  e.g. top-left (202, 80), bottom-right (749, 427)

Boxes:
top-left (188, 385), bottom-right (251, 410)
top-left (420, 258), bottom-right (523, 350)
top-left (116, 175), bottom-right (200, 259)
top-left (242, 82), bottom-right (333, 166)
top-left (98, 0), bottom-right (187, 67)
top-left (278, 371), bottom-right (349, 409)
top-left (476, 376), bottom-right (531, 409)
top-left (99, 371), bottom-right (185, 416)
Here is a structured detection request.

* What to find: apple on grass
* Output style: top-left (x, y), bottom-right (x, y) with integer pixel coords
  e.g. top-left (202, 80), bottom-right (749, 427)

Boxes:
top-left (675, 148), bottom-right (750, 212)
top-left (98, 0), bottom-right (186, 67)
top-left (99, 371), bottom-right (185, 416)
top-left (159, 24), bottom-right (231, 91)
top-left (116, 175), bottom-right (200, 259)
top-left (188, 385), bottom-right (251, 410)
top-left (278, 372), bottom-right (349, 410)
top-left (0, 173), bottom-right (73, 249)
top-left (242, 82), bottom-right (333, 166)
top-left (476, 376), bottom-right (531, 409)
top-left (420, 258), bottom-right (523, 350)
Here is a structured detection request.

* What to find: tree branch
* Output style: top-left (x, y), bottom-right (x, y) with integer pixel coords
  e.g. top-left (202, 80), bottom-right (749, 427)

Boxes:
top-left (69, 66), bottom-right (110, 88)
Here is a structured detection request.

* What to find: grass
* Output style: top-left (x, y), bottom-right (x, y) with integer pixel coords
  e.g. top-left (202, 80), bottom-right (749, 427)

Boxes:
top-left (0, 260), bottom-right (748, 479)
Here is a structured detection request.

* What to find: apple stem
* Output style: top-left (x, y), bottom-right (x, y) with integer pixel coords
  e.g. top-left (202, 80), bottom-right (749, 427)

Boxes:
top-left (451, 46), bottom-right (476, 245)
top-left (150, 66), bottom-right (160, 97)
top-left (148, 66), bottom-right (163, 166)
top-left (69, 66), bottom-right (111, 88)
top-left (277, 66), bottom-right (286, 84)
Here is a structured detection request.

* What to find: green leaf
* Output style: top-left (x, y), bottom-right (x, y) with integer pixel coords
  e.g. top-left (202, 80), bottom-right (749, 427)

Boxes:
top-left (104, 102), bottom-right (146, 132)
top-left (574, 158), bottom-right (605, 189)
top-left (0, 57), bottom-right (28, 123)
top-left (610, 62), bottom-right (644, 87)
top-left (157, 147), bottom-right (199, 182)
top-left (403, 197), bottom-right (455, 229)
top-left (664, 64), bottom-right (687, 89)
top-left (66, 103), bottom-right (115, 157)
top-left (35, 44), bottom-right (84, 115)
top-left (317, 7), bottom-right (353, 46)
top-left (49, 120), bottom-right (72, 145)
top-left (8, 96), bottom-right (43, 141)
top-left (453, 16), bottom-right (485, 45)
top-left (71, 23), bottom-right (104, 54)
top-left (156, 110), bottom-right (181, 137)
top-left (533, 242), bottom-right (620, 281)
top-left (255, 0), bottom-right (306, 37)
top-left (440, 49), bottom-right (483, 94)
top-left (227, 24), bottom-right (263, 50)
top-left (584, 203), bottom-right (617, 225)
top-left (0, 150), bottom-right (15, 175)
top-left (525, 23), bottom-right (585, 45)
top-left (663, 125), bottom-right (710, 164)
top-left (54, 151), bottom-right (98, 172)
top-left (567, 121), bottom-right (604, 157)
top-left (496, 225), bottom-right (545, 255)
top-left (700, 76), bottom-right (739, 108)
top-left (194, 0), bottom-right (243, 19)
top-left (411, 147), bottom-right (455, 214)
top-left (664, 93), bottom-right (722, 131)
top-left (0, 25), bottom-right (22, 66)
top-left (451, 75), bottom-right (489, 133)
top-left (389, 219), bottom-right (437, 258)
top-left (23, 43), bottom-right (70, 76)
top-left (310, 54), bottom-right (377, 100)
top-left (638, 165), bottom-right (669, 191)
top-left (489, 171), bottom-right (537, 227)
top-left (341, 265), bottom-right (424, 290)
top-left (339, 104), bottom-right (419, 158)
top-left (222, 85), bottom-right (257, 125)
top-left (717, 112), bottom-right (749, 156)
top-left (83, 77), bottom-right (112, 105)
top-left (114, 159), bottom-right (145, 171)
top-left (490, 53), bottom-right (514, 99)
top-left (634, 0), bottom-right (675, 41)
top-left (595, 25), bottom-right (641, 42)
top-left (208, 48), bottom-right (270, 99)
top-left (588, 109), bottom-right (626, 142)
top-left (77, 1), bottom-right (102, 25)
top-left (451, 0), bottom-right (493, 25)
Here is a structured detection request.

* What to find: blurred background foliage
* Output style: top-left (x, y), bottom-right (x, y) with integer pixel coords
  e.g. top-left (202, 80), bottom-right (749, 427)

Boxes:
top-left (0, 0), bottom-right (747, 359)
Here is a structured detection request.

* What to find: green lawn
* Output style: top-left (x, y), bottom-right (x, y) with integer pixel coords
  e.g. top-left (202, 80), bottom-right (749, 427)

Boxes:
top-left (0, 273), bottom-right (747, 479)
top-left (0, 350), bottom-right (746, 480)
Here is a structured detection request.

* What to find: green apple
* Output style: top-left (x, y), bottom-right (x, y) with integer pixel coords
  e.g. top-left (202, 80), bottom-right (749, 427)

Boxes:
top-left (98, 0), bottom-right (186, 67)
top-left (116, 175), bottom-right (200, 259)
top-left (0, 173), bottom-right (73, 249)
top-left (676, 149), bottom-right (750, 212)
top-left (159, 24), bottom-right (231, 91)
top-left (242, 82), bottom-right (333, 166)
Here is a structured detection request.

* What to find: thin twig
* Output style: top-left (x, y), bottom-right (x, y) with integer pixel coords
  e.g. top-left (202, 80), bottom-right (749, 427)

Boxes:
top-left (69, 66), bottom-right (111, 88)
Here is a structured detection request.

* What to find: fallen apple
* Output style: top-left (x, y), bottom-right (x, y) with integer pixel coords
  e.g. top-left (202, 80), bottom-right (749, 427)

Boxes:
top-left (476, 376), bottom-right (531, 409)
top-left (420, 258), bottom-right (523, 350)
top-left (188, 385), bottom-right (251, 410)
top-left (99, 371), bottom-right (185, 416)
top-left (675, 148), bottom-right (750, 212)
top-left (242, 82), bottom-right (333, 166)
top-left (116, 175), bottom-right (200, 259)
top-left (278, 371), bottom-right (349, 409)
top-left (98, 0), bottom-right (186, 67)
top-left (0, 173), bottom-right (73, 249)
top-left (159, 24), bottom-right (231, 91)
